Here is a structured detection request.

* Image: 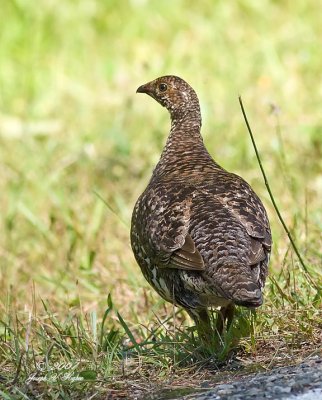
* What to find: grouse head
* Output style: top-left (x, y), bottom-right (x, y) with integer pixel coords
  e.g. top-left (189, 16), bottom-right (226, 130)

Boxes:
top-left (136, 75), bottom-right (200, 119)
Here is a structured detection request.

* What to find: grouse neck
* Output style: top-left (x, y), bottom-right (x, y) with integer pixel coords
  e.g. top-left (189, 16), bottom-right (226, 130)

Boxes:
top-left (151, 106), bottom-right (213, 181)
top-left (165, 103), bottom-right (203, 150)
top-left (170, 101), bottom-right (202, 134)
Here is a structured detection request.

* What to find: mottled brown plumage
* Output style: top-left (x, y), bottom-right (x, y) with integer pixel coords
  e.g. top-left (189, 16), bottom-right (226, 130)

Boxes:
top-left (131, 76), bottom-right (271, 339)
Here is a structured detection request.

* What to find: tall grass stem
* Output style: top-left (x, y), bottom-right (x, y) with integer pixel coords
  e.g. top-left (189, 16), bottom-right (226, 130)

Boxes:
top-left (238, 96), bottom-right (320, 293)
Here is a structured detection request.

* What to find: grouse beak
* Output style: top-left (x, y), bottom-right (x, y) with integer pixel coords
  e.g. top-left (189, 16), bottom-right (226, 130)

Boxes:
top-left (136, 82), bottom-right (152, 94)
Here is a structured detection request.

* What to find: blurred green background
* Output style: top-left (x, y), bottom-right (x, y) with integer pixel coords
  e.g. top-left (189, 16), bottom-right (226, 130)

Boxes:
top-left (0, 0), bottom-right (321, 320)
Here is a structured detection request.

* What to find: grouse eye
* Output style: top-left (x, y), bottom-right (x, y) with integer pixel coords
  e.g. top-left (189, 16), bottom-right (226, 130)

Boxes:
top-left (159, 83), bottom-right (168, 92)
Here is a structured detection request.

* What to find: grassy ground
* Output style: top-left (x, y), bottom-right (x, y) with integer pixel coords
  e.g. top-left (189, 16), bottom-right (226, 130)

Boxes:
top-left (0, 1), bottom-right (321, 398)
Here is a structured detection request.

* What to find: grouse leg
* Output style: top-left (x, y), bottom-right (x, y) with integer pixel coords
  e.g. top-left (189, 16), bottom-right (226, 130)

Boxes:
top-left (216, 303), bottom-right (235, 335)
top-left (187, 308), bottom-right (214, 343)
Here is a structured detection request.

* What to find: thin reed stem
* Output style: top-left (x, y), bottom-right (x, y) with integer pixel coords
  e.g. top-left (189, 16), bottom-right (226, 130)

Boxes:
top-left (238, 96), bottom-right (319, 293)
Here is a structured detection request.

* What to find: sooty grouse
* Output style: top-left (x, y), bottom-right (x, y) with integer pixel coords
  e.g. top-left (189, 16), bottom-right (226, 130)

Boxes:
top-left (131, 76), bottom-right (271, 339)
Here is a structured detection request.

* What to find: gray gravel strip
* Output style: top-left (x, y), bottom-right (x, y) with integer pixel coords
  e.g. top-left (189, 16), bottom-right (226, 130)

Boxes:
top-left (288, 388), bottom-right (322, 400)
top-left (181, 356), bottom-right (322, 400)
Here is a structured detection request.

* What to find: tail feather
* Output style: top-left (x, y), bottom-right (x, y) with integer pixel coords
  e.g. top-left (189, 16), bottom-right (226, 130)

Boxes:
top-left (209, 261), bottom-right (264, 308)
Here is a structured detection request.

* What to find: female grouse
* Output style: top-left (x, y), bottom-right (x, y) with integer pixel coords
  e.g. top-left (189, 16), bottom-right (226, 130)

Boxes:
top-left (131, 76), bottom-right (271, 338)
